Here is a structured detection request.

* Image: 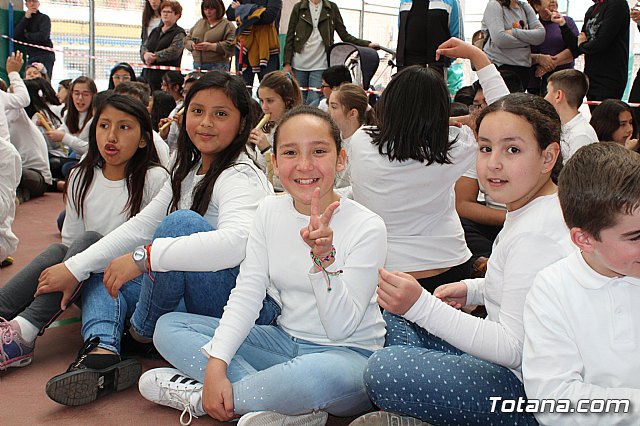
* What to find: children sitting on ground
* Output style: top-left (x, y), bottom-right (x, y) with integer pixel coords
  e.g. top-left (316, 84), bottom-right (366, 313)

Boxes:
top-left (35, 72), bottom-right (277, 406)
top-left (523, 142), bottom-right (640, 425)
top-left (139, 105), bottom-right (387, 426)
top-left (544, 69), bottom-right (598, 162)
top-left (349, 38), bottom-right (508, 295)
top-left (352, 88), bottom-right (576, 424)
top-left (0, 94), bottom-right (167, 371)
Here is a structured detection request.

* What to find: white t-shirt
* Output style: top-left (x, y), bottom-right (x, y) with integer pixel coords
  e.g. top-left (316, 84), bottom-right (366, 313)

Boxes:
top-left (523, 251), bottom-right (640, 425)
top-left (62, 166), bottom-right (168, 246)
top-left (6, 106), bottom-right (52, 185)
top-left (292, 1), bottom-right (328, 72)
top-left (404, 194), bottom-right (575, 380)
top-left (65, 153), bottom-right (272, 281)
top-left (59, 111), bottom-right (91, 156)
top-left (349, 64), bottom-right (509, 272)
top-left (202, 195), bottom-right (387, 364)
top-left (152, 131), bottom-right (171, 167)
top-left (561, 112), bottom-right (598, 163)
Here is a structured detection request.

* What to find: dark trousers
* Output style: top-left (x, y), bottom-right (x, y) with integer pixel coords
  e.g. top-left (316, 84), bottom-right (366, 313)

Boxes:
top-left (18, 168), bottom-right (47, 200)
top-left (416, 258), bottom-right (474, 294)
top-left (497, 64), bottom-right (530, 92)
top-left (236, 48), bottom-right (279, 88)
top-left (461, 217), bottom-right (502, 263)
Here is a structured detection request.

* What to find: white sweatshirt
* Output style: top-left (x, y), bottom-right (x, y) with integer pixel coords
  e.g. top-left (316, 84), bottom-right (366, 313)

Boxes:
top-left (65, 153), bottom-right (272, 281)
top-left (59, 111), bottom-right (91, 156)
top-left (0, 140), bottom-right (21, 260)
top-left (202, 195), bottom-right (388, 364)
top-left (62, 166), bottom-right (169, 246)
top-left (6, 106), bottom-right (53, 185)
top-left (349, 64), bottom-right (509, 272)
top-left (403, 194), bottom-right (575, 380)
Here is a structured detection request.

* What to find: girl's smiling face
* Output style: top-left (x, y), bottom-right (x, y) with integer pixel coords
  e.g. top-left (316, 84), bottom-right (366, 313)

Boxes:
top-left (185, 88), bottom-right (242, 173)
top-left (71, 82), bottom-right (94, 113)
top-left (273, 114), bottom-right (346, 215)
top-left (477, 111), bottom-right (559, 211)
top-left (258, 87), bottom-right (287, 123)
top-left (96, 105), bottom-right (147, 180)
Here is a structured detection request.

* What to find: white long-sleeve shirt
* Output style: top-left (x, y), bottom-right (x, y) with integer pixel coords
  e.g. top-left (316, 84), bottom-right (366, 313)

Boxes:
top-left (350, 64), bottom-right (508, 272)
top-left (403, 194), bottom-right (575, 379)
top-left (62, 166), bottom-right (168, 246)
top-left (202, 195), bottom-right (387, 364)
top-left (65, 153), bottom-right (272, 281)
top-left (59, 111), bottom-right (91, 155)
top-left (523, 251), bottom-right (640, 425)
top-left (0, 71), bottom-right (28, 260)
top-left (0, 139), bottom-right (21, 260)
top-left (6, 106), bottom-right (52, 185)
top-left (561, 113), bottom-right (598, 163)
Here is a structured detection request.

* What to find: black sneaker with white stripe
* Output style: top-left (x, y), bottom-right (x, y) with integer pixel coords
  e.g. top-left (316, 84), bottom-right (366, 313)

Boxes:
top-left (138, 368), bottom-right (206, 426)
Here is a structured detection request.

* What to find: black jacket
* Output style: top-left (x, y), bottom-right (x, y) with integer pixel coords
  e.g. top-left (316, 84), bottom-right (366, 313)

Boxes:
top-left (14, 11), bottom-right (55, 61)
top-left (560, 0), bottom-right (629, 100)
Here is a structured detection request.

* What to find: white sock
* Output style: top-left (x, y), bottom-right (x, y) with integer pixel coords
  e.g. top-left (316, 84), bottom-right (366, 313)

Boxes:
top-left (14, 316), bottom-right (39, 343)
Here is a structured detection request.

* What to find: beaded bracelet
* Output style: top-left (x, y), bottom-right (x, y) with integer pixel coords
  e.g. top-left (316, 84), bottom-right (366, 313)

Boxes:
top-left (310, 246), bottom-right (343, 292)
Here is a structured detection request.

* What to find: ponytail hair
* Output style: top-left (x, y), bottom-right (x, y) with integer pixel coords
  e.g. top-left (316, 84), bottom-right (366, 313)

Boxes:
top-left (332, 83), bottom-right (376, 126)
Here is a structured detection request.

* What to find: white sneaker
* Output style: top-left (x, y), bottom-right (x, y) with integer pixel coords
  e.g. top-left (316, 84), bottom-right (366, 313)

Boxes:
top-left (138, 367), bottom-right (206, 426)
top-left (349, 411), bottom-right (434, 426)
top-left (237, 410), bottom-right (329, 426)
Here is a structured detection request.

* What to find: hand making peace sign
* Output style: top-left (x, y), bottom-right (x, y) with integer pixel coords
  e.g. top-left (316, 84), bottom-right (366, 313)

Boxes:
top-left (300, 187), bottom-right (340, 261)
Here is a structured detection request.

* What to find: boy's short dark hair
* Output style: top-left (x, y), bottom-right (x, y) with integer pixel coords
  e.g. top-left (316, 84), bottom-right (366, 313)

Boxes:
top-left (114, 81), bottom-right (151, 106)
top-left (547, 69), bottom-right (589, 109)
top-left (321, 65), bottom-right (352, 88)
top-left (558, 142), bottom-right (640, 240)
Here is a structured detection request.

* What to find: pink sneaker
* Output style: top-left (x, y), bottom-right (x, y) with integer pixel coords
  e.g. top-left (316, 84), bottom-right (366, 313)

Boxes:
top-left (0, 318), bottom-right (35, 369)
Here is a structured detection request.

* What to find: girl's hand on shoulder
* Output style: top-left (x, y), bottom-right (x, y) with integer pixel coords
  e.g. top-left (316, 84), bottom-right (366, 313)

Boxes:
top-left (203, 358), bottom-right (235, 421)
top-left (300, 187), bottom-right (340, 259)
top-left (47, 130), bottom-right (66, 143)
top-left (434, 281), bottom-right (468, 310)
top-left (376, 267), bottom-right (423, 315)
top-left (103, 253), bottom-right (142, 298)
top-left (35, 263), bottom-right (80, 310)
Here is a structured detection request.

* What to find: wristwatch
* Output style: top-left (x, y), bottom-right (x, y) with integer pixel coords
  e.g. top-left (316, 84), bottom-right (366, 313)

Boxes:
top-left (132, 245), bottom-right (148, 273)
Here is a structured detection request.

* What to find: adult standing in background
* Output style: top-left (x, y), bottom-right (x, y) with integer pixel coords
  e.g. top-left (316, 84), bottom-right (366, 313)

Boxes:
top-left (14, 0), bottom-right (56, 78)
top-left (184, 0), bottom-right (235, 72)
top-left (283, 0), bottom-right (378, 106)
top-left (481, 0), bottom-right (545, 89)
top-left (527, 0), bottom-right (578, 96)
top-left (396, 0), bottom-right (463, 74)
top-left (141, 0), bottom-right (186, 91)
top-left (551, 0), bottom-right (629, 103)
top-left (226, 0), bottom-right (282, 86)
top-left (141, 0), bottom-right (162, 59)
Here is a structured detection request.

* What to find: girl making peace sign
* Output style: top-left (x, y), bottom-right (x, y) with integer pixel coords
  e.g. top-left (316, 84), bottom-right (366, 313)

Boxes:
top-left (138, 106), bottom-right (388, 426)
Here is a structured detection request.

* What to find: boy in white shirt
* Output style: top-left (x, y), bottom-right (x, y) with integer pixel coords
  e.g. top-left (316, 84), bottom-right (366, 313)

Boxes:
top-left (544, 69), bottom-right (598, 162)
top-left (523, 142), bottom-right (640, 425)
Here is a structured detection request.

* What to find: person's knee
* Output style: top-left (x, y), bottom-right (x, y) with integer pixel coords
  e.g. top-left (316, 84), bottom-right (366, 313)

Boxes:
top-left (153, 210), bottom-right (212, 239)
top-left (153, 312), bottom-right (183, 353)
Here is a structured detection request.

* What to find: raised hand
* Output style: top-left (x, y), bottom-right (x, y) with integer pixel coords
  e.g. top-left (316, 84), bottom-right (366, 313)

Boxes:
top-left (376, 267), bottom-right (423, 315)
top-left (6, 51), bottom-right (24, 74)
top-left (436, 37), bottom-right (490, 71)
top-left (300, 187), bottom-right (340, 262)
top-left (434, 281), bottom-right (468, 310)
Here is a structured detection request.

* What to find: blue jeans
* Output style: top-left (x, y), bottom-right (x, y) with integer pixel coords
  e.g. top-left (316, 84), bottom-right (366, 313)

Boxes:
top-left (81, 210), bottom-right (279, 354)
top-left (235, 48), bottom-right (279, 87)
top-left (363, 312), bottom-right (538, 425)
top-left (154, 312), bottom-right (373, 417)
top-left (194, 62), bottom-right (230, 72)
top-left (292, 68), bottom-right (324, 106)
